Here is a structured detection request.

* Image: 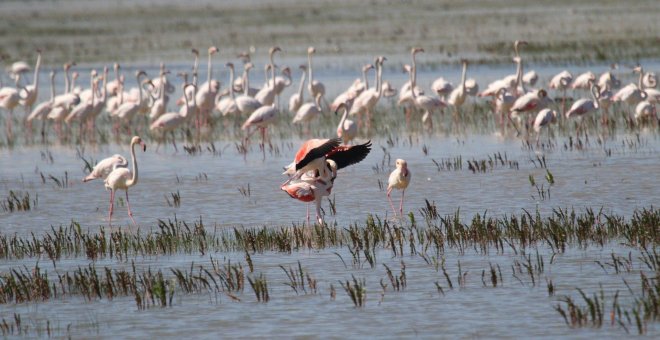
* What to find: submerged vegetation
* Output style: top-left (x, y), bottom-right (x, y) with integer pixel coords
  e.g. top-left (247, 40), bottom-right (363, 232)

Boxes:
top-left (0, 205), bottom-right (658, 334)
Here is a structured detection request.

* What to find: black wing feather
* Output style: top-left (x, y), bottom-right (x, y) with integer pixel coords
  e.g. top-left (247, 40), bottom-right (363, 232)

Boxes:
top-left (295, 138), bottom-right (342, 171)
top-left (326, 140), bottom-right (372, 170)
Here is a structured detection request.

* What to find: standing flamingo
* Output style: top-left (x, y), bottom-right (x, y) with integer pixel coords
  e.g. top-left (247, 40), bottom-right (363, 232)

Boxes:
top-left (335, 100), bottom-right (357, 144)
top-left (293, 93), bottom-right (323, 134)
top-left (406, 64), bottom-right (445, 130)
top-left (447, 59), bottom-right (470, 117)
top-left (195, 46), bottom-right (220, 127)
top-left (289, 65), bottom-right (307, 113)
top-left (148, 65), bottom-right (170, 120)
top-left (104, 136), bottom-right (147, 225)
top-left (242, 103), bottom-right (279, 152)
top-left (350, 56), bottom-right (386, 130)
top-left (217, 63), bottom-right (240, 116)
top-left (255, 47), bottom-right (282, 106)
top-left (565, 82), bottom-right (600, 137)
top-left (549, 70), bottom-right (573, 115)
top-left (330, 64), bottom-right (372, 112)
top-left (151, 84), bottom-right (196, 151)
top-left (27, 71), bottom-right (56, 141)
top-left (306, 47), bottom-right (329, 110)
top-left (235, 63), bottom-right (262, 115)
top-left (0, 85), bottom-right (21, 139)
top-left (114, 70), bottom-right (148, 134)
top-left (532, 108), bottom-right (558, 145)
top-left (19, 49), bottom-right (42, 127)
top-left (387, 159), bottom-right (411, 217)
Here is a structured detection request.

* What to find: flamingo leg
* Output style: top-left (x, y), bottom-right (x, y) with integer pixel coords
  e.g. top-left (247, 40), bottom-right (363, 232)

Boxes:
top-left (315, 197), bottom-right (323, 225)
top-left (387, 188), bottom-right (397, 217)
top-left (6, 109), bottom-right (13, 141)
top-left (125, 190), bottom-right (136, 225)
top-left (399, 189), bottom-right (405, 215)
top-left (171, 131), bottom-right (178, 152)
top-left (306, 203), bottom-right (310, 226)
top-left (260, 127), bottom-right (266, 161)
top-left (109, 190), bottom-right (115, 225)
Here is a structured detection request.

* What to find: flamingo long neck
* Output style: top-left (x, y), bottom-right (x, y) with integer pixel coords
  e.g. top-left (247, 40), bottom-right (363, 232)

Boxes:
top-left (591, 85), bottom-right (600, 109)
top-left (338, 104), bottom-right (349, 131)
top-left (32, 52), bottom-right (41, 88)
top-left (307, 52), bottom-right (314, 93)
top-left (49, 73), bottom-right (55, 102)
top-left (297, 69), bottom-right (306, 100)
top-left (638, 68), bottom-right (644, 90)
top-left (243, 68), bottom-right (250, 96)
top-left (460, 62), bottom-right (467, 92)
top-left (228, 67), bottom-right (235, 99)
top-left (100, 69), bottom-right (108, 102)
top-left (158, 72), bottom-right (165, 100)
top-left (206, 52), bottom-right (213, 92)
top-left (136, 73), bottom-right (145, 105)
top-left (409, 68), bottom-right (417, 99)
top-left (192, 54), bottom-right (199, 87)
top-left (182, 87), bottom-right (191, 118)
top-left (90, 75), bottom-right (96, 106)
top-left (363, 68), bottom-right (370, 90)
top-left (516, 59), bottom-right (526, 94)
top-left (375, 60), bottom-right (383, 99)
top-left (64, 68), bottom-right (70, 94)
top-left (411, 53), bottom-right (418, 86)
top-left (283, 70), bottom-right (292, 86)
top-left (126, 141), bottom-right (139, 187)
top-left (269, 53), bottom-right (276, 88)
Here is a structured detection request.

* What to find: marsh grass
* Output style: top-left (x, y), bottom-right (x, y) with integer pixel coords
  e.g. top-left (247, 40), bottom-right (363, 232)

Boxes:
top-left (1, 190), bottom-right (36, 212)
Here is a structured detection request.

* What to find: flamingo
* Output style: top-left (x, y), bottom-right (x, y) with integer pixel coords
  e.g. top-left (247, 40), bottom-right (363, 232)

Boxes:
top-left (106, 63), bottom-right (122, 97)
top-left (255, 47), bottom-right (282, 106)
top-left (480, 40), bottom-right (527, 98)
top-left (114, 70), bottom-right (148, 133)
top-left (8, 59), bottom-right (31, 85)
top-left (19, 49), bottom-right (42, 120)
top-left (634, 100), bottom-right (657, 124)
top-left (242, 103), bottom-right (278, 150)
top-left (350, 56), bottom-right (386, 130)
top-left (48, 63), bottom-right (80, 137)
top-left (335, 100), bottom-right (357, 145)
top-left (195, 46), bottom-right (220, 126)
top-left (406, 64), bottom-right (445, 130)
top-left (151, 84), bottom-right (197, 151)
top-left (532, 108), bottom-right (558, 145)
top-left (549, 70), bottom-right (573, 115)
top-left (598, 64), bottom-right (621, 91)
top-left (104, 136), bottom-right (146, 225)
top-left (387, 159), bottom-right (411, 217)
top-left (523, 70), bottom-right (538, 88)
top-left (572, 71), bottom-right (596, 90)
top-left (83, 154), bottom-right (128, 182)
top-left (0, 85), bottom-right (21, 139)
top-left (565, 82), bottom-right (600, 137)
top-left (65, 70), bottom-right (97, 140)
top-left (447, 59), bottom-right (470, 117)
top-left (217, 63), bottom-right (240, 116)
top-left (283, 140), bottom-right (372, 224)
top-left (88, 66), bottom-right (109, 135)
top-left (306, 47), bottom-right (329, 110)
top-left (293, 93), bottom-right (322, 134)
top-left (612, 66), bottom-right (649, 121)
top-left (148, 65), bottom-right (170, 120)
top-left (283, 138), bottom-right (342, 181)
top-left (27, 71), bottom-right (56, 140)
top-left (235, 63), bottom-right (262, 115)
top-left (289, 65), bottom-right (307, 113)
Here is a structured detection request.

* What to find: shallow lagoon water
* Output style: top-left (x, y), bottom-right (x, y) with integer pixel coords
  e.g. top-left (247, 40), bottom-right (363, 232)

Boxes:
top-left (1, 59), bottom-right (660, 337)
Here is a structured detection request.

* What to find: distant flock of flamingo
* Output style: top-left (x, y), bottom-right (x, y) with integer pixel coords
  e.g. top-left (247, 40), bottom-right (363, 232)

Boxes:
top-left (1, 41), bottom-right (658, 224)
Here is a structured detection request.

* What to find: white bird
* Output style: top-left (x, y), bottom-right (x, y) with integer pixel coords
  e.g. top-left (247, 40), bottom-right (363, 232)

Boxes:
top-left (114, 70), bottom-right (148, 129)
top-left (235, 63), bottom-right (262, 116)
top-left (565, 83), bottom-right (600, 137)
top-left (83, 154), bottom-right (128, 182)
top-left (447, 59), bottom-right (470, 116)
top-left (27, 71), bottom-right (56, 139)
top-left (289, 65), bottom-right (307, 113)
top-left (533, 108), bottom-right (558, 145)
top-left (293, 93), bottom-right (322, 133)
top-left (634, 101), bottom-right (657, 122)
top-left (242, 104), bottom-right (278, 149)
top-left (306, 47), bottom-right (329, 110)
top-left (0, 86), bottom-right (21, 138)
top-left (104, 136), bottom-right (146, 225)
top-left (255, 47), bottom-right (282, 106)
top-left (151, 84), bottom-right (196, 151)
top-left (148, 66), bottom-right (170, 120)
top-left (350, 56), bottom-right (386, 130)
top-left (217, 63), bottom-right (241, 116)
top-left (335, 100), bottom-right (357, 145)
top-left (572, 71), bottom-right (596, 90)
top-left (19, 50), bottom-right (42, 115)
top-left (387, 159), bottom-right (411, 217)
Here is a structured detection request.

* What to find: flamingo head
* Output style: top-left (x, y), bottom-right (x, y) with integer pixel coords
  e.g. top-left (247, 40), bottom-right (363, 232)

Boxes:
top-left (237, 51), bottom-right (251, 63)
top-left (363, 64), bottom-right (374, 72)
top-left (402, 64), bottom-right (412, 73)
top-left (396, 159), bottom-right (408, 174)
top-left (411, 47), bottom-right (424, 55)
top-left (307, 47), bottom-right (316, 54)
top-left (299, 64), bottom-right (307, 71)
top-left (270, 46), bottom-right (282, 55)
top-left (245, 62), bottom-right (254, 71)
top-left (191, 48), bottom-right (199, 56)
top-left (208, 46), bottom-right (219, 55)
top-left (131, 136), bottom-right (147, 152)
top-left (225, 62), bottom-right (234, 69)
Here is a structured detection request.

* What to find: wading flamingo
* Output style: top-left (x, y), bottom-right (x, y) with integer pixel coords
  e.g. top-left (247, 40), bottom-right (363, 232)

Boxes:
top-left (289, 65), bottom-right (307, 113)
top-left (83, 154), bottom-right (128, 182)
top-left (387, 159), bottom-right (411, 217)
top-left (104, 136), bottom-right (147, 225)
top-left (336, 100), bottom-right (357, 144)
